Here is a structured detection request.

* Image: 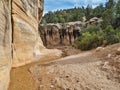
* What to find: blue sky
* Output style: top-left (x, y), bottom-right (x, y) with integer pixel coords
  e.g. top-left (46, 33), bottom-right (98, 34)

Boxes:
top-left (44, 0), bottom-right (107, 14)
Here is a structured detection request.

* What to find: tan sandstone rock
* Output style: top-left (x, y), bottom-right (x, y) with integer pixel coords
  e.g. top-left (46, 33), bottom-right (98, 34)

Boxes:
top-left (0, 0), bottom-right (12, 90)
top-left (12, 0), bottom-right (62, 67)
top-left (116, 47), bottom-right (120, 55)
top-left (95, 47), bottom-right (105, 52)
top-left (12, 0), bottom-right (44, 67)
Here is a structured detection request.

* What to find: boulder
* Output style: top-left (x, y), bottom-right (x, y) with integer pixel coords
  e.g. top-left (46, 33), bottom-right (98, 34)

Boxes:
top-left (95, 47), bottom-right (105, 52)
top-left (116, 47), bottom-right (120, 55)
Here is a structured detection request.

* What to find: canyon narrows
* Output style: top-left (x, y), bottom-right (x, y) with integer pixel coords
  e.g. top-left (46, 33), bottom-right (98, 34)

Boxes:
top-left (0, 0), bottom-right (62, 90)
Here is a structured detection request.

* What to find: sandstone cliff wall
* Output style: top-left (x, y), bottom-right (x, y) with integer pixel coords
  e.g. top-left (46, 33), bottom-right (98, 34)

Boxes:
top-left (0, 0), bottom-right (62, 90)
top-left (0, 0), bottom-right (12, 90)
top-left (12, 0), bottom-right (45, 67)
top-left (12, 0), bottom-right (61, 67)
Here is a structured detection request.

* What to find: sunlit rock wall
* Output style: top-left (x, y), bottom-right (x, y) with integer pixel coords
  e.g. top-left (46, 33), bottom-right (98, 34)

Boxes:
top-left (12, 0), bottom-right (45, 67)
top-left (12, 0), bottom-right (62, 67)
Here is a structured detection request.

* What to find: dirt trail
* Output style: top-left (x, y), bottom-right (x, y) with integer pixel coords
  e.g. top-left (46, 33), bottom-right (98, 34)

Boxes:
top-left (28, 51), bottom-right (97, 90)
top-left (8, 63), bottom-right (38, 90)
top-left (8, 46), bottom-right (81, 90)
top-left (8, 48), bottom-right (88, 90)
top-left (30, 61), bottom-right (120, 90)
top-left (8, 43), bottom-right (120, 90)
top-left (8, 56), bottom-right (62, 90)
top-left (29, 43), bottom-right (120, 90)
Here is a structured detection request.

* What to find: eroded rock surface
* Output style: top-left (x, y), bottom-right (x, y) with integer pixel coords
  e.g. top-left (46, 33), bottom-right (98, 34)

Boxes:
top-left (12, 0), bottom-right (45, 67)
top-left (12, 0), bottom-right (62, 67)
top-left (0, 0), bottom-right (11, 90)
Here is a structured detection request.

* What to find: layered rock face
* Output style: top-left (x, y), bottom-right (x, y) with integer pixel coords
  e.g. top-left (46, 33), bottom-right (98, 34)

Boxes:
top-left (12, 0), bottom-right (61, 67)
top-left (0, 0), bottom-right (12, 90)
top-left (0, 0), bottom-right (62, 90)
top-left (12, 0), bottom-right (45, 67)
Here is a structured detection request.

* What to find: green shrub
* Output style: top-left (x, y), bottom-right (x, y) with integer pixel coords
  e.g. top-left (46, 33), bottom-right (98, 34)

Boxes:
top-left (75, 32), bottom-right (99, 50)
top-left (104, 25), bottom-right (119, 44)
top-left (97, 30), bottom-right (105, 45)
top-left (75, 25), bottom-right (119, 51)
top-left (116, 27), bottom-right (120, 42)
top-left (81, 25), bottom-right (99, 34)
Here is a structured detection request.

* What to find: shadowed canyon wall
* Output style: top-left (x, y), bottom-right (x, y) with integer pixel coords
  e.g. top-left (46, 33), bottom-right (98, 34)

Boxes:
top-left (0, 0), bottom-right (61, 90)
top-left (0, 0), bottom-right (12, 90)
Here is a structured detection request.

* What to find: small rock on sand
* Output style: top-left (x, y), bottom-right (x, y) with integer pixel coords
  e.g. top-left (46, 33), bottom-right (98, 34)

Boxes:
top-left (116, 47), bottom-right (120, 55)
